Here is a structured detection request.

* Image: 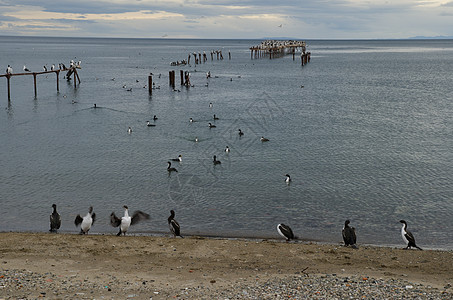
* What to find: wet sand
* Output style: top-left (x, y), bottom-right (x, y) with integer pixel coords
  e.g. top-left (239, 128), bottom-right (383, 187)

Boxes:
top-left (0, 232), bottom-right (452, 299)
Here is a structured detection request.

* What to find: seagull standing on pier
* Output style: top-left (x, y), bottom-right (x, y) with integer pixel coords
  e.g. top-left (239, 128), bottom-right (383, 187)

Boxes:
top-left (110, 205), bottom-right (150, 236)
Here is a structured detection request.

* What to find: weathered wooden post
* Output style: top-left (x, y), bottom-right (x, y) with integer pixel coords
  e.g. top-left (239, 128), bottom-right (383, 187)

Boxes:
top-left (148, 74), bottom-right (152, 93)
top-left (33, 73), bottom-right (37, 97)
top-left (180, 70), bottom-right (184, 85)
top-left (169, 70), bottom-right (175, 87)
top-left (56, 71), bottom-right (59, 92)
top-left (7, 75), bottom-right (11, 101)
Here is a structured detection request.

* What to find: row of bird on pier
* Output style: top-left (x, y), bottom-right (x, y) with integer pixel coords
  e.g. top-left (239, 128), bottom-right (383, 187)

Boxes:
top-left (49, 204), bottom-right (422, 250)
top-left (4, 60), bottom-right (81, 74)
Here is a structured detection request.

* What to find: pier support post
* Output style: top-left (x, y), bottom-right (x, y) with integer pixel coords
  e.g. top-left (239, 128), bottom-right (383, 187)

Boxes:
top-left (6, 75), bottom-right (11, 101)
top-left (56, 71), bottom-right (59, 92)
top-left (169, 70), bottom-right (175, 88)
top-left (180, 70), bottom-right (184, 85)
top-left (33, 73), bottom-right (37, 97)
top-left (148, 74), bottom-right (152, 93)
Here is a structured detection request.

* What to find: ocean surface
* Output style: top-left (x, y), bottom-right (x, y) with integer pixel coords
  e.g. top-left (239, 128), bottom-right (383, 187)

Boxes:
top-left (0, 37), bottom-right (452, 249)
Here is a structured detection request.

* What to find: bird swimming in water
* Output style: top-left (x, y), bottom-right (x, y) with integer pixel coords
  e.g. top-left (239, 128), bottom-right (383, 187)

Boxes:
top-left (285, 174), bottom-right (291, 184)
top-left (400, 220), bottom-right (422, 250)
top-left (49, 204), bottom-right (61, 233)
top-left (168, 210), bottom-right (183, 238)
top-left (208, 122), bottom-right (216, 128)
top-left (225, 146), bottom-right (230, 153)
top-left (342, 220), bottom-right (358, 249)
top-left (260, 136), bottom-right (269, 142)
top-left (167, 161), bottom-right (178, 172)
top-left (277, 223), bottom-right (295, 242)
top-left (146, 121), bottom-right (156, 127)
top-left (213, 114), bottom-right (219, 120)
top-left (213, 155), bottom-right (221, 165)
top-left (74, 206), bottom-right (96, 234)
top-left (110, 205), bottom-right (150, 236)
top-left (195, 137), bottom-right (199, 142)
top-left (238, 129), bottom-right (244, 136)
top-left (209, 102), bottom-right (213, 108)
top-left (170, 155), bottom-right (182, 162)
top-left (153, 115), bottom-right (158, 121)
top-left (128, 127), bottom-right (132, 134)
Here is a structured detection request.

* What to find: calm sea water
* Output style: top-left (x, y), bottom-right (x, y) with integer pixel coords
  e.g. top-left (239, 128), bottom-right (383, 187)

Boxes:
top-left (0, 37), bottom-right (452, 249)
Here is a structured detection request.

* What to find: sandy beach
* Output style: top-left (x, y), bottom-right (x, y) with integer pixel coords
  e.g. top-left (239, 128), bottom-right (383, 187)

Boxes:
top-left (0, 232), bottom-right (452, 299)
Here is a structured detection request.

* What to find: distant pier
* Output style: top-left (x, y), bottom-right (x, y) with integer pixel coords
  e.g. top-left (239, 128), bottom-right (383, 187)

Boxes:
top-left (1, 65), bottom-right (81, 101)
top-left (250, 40), bottom-right (311, 65)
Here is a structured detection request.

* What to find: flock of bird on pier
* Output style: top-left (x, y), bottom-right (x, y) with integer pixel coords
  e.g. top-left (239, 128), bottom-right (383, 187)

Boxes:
top-left (4, 60), bottom-right (81, 75)
top-left (49, 203), bottom-right (422, 250)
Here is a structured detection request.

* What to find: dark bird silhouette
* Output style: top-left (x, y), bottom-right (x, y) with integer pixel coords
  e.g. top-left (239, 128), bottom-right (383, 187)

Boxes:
top-left (342, 220), bottom-right (358, 249)
top-left (49, 204), bottom-right (61, 233)
top-left (277, 223), bottom-right (295, 242)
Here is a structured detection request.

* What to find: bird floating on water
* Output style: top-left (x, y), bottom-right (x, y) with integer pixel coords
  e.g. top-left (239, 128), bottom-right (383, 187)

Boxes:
top-left (277, 223), bottom-right (295, 242)
top-left (285, 174), bottom-right (291, 184)
top-left (168, 210), bottom-right (183, 238)
top-left (342, 220), bottom-right (358, 249)
top-left (238, 129), bottom-right (244, 136)
top-left (213, 114), bottom-right (219, 120)
top-left (110, 205), bottom-right (150, 236)
top-left (146, 121), bottom-right (156, 127)
top-left (400, 220), bottom-right (422, 250)
top-left (167, 161), bottom-right (178, 173)
top-left (225, 146), bottom-right (230, 153)
top-left (260, 136), bottom-right (269, 142)
top-left (128, 127), bottom-right (132, 134)
top-left (213, 155), bottom-right (221, 165)
top-left (49, 204), bottom-right (61, 233)
top-left (208, 122), bottom-right (216, 128)
top-left (74, 206), bottom-right (96, 234)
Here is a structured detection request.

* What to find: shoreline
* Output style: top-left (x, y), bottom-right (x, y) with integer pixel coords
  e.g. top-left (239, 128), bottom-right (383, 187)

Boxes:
top-left (1, 232), bottom-right (452, 299)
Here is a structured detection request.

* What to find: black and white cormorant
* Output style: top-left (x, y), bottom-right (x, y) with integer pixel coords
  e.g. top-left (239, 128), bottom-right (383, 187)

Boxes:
top-left (277, 223), bottom-right (295, 242)
top-left (167, 161), bottom-right (178, 172)
top-left (225, 146), bottom-right (230, 153)
top-left (213, 155), bottom-right (221, 165)
top-left (400, 220), bottom-right (423, 250)
top-left (208, 122), bottom-right (216, 128)
top-left (238, 129), bottom-right (244, 136)
top-left (110, 205), bottom-right (150, 236)
top-left (6, 65), bottom-right (13, 74)
top-left (170, 155), bottom-right (182, 162)
top-left (146, 121), bottom-right (156, 127)
top-left (49, 204), bottom-right (61, 233)
top-left (43, 66), bottom-right (47, 72)
top-left (128, 127), bottom-right (132, 134)
top-left (74, 206), bottom-right (96, 234)
top-left (213, 114), bottom-right (219, 120)
top-left (168, 210), bottom-right (183, 238)
top-left (153, 115), bottom-right (158, 121)
top-left (285, 174), bottom-right (291, 184)
top-left (260, 136), bottom-right (269, 142)
top-left (342, 220), bottom-right (358, 249)
top-left (23, 65), bottom-right (31, 72)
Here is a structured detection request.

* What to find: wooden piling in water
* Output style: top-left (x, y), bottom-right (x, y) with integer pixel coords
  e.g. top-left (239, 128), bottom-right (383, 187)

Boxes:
top-left (148, 74), bottom-right (152, 93)
top-left (33, 73), bottom-right (37, 97)
top-left (180, 70), bottom-right (184, 85)
top-left (169, 70), bottom-right (175, 87)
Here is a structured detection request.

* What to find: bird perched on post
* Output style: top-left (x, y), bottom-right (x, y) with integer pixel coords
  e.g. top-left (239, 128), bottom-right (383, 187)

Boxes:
top-left (110, 205), bottom-right (150, 236)
top-left (49, 204), bottom-right (61, 233)
top-left (74, 206), bottom-right (96, 234)
top-left (168, 210), bottom-right (183, 238)
top-left (399, 220), bottom-right (422, 250)
top-left (23, 65), bottom-right (31, 72)
top-left (342, 220), bottom-right (358, 249)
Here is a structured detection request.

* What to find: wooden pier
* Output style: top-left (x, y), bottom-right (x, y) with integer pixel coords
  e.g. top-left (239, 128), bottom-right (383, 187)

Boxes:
top-left (1, 66), bottom-right (81, 101)
top-left (250, 40), bottom-right (311, 65)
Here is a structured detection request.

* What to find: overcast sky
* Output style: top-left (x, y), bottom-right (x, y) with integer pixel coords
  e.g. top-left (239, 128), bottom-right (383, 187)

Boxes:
top-left (1, 0), bottom-right (452, 39)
